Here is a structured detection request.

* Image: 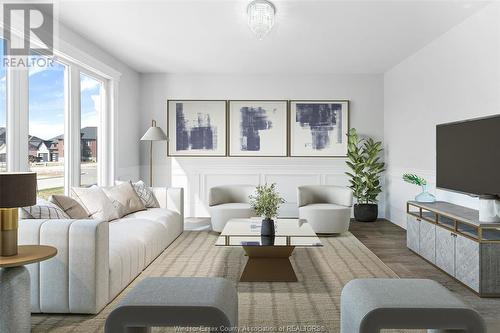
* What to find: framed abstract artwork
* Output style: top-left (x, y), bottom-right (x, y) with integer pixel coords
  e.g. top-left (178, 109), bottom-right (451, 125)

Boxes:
top-left (228, 100), bottom-right (288, 157)
top-left (289, 100), bottom-right (349, 157)
top-left (167, 100), bottom-right (227, 156)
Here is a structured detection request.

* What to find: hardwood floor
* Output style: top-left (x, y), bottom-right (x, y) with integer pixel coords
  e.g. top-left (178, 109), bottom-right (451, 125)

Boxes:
top-left (350, 219), bottom-right (500, 332)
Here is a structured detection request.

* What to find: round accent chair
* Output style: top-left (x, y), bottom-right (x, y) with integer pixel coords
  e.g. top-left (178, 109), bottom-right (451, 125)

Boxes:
top-left (298, 185), bottom-right (353, 234)
top-left (208, 185), bottom-right (256, 233)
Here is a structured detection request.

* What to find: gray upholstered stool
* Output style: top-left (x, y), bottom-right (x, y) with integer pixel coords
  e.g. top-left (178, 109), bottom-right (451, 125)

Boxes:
top-left (105, 277), bottom-right (238, 333)
top-left (341, 279), bottom-right (486, 333)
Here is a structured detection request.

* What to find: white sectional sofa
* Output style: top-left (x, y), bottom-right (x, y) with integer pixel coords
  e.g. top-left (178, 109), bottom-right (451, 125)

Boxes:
top-left (18, 187), bottom-right (184, 314)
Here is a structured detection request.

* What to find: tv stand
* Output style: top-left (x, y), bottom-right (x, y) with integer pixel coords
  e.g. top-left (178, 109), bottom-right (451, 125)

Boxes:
top-left (406, 201), bottom-right (500, 297)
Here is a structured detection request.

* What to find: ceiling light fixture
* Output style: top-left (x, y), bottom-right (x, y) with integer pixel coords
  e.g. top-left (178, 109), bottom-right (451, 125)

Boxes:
top-left (247, 0), bottom-right (276, 40)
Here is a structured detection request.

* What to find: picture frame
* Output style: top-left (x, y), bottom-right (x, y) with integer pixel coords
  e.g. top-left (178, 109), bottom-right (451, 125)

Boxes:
top-left (228, 100), bottom-right (288, 157)
top-left (289, 100), bottom-right (349, 157)
top-left (167, 100), bottom-right (227, 156)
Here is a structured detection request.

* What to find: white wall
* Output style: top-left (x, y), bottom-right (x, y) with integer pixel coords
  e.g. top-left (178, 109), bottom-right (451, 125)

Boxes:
top-left (56, 24), bottom-right (141, 181)
top-left (384, 3), bottom-right (500, 228)
top-left (139, 73), bottom-right (384, 217)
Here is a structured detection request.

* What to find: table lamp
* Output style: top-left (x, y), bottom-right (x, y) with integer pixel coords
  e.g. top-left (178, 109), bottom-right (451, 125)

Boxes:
top-left (140, 120), bottom-right (168, 187)
top-left (0, 172), bottom-right (37, 256)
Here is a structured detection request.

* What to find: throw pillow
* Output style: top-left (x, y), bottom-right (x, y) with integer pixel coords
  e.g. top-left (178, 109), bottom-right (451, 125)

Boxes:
top-left (49, 194), bottom-right (89, 219)
top-left (71, 186), bottom-right (120, 222)
top-left (115, 180), bottom-right (160, 208)
top-left (20, 198), bottom-right (70, 220)
top-left (102, 182), bottom-right (145, 216)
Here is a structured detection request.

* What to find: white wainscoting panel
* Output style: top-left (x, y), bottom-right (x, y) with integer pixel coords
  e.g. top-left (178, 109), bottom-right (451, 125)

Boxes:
top-left (170, 157), bottom-right (386, 218)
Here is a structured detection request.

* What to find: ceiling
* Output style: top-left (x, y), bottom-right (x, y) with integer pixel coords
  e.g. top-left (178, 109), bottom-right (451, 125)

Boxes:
top-left (57, 0), bottom-right (487, 74)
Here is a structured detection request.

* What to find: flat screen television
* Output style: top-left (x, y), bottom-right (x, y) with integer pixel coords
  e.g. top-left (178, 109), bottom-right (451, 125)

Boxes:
top-left (436, 115), bottom-right (500, 198)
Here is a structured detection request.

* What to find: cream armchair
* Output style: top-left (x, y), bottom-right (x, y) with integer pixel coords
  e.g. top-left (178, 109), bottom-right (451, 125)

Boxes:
top-left (209, 185), bottom-right (256, 233)
top-left (298, 185), bottom-right (353, 234)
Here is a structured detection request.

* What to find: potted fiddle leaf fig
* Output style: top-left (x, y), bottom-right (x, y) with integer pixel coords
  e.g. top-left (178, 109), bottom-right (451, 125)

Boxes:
top-left (249, 183), bottom-right (285, 236)
top-left (346, 128), bottom-right (385, 222)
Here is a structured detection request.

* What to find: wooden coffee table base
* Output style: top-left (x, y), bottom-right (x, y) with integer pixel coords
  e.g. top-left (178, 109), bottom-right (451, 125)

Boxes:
top-left (240, 246), bottom-right (297, 282)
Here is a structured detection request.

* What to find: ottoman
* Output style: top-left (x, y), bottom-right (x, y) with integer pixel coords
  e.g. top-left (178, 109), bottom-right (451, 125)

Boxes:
top-left (341, 278), bottom-right (486, 333)
top-left (105, 277), bottom-right (238, 333)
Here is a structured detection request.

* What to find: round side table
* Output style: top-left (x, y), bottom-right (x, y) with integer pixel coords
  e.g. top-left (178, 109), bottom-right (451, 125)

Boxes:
top-left (0, 245), bottom-right (57, 333)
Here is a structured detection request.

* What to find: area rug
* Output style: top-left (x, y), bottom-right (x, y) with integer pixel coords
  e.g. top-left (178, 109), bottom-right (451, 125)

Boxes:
top-left (31, 231), bottom-right (418, 333)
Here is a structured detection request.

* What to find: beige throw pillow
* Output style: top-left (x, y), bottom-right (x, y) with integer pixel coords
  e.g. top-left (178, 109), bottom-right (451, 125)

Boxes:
top-left (71, 186), bottom-right (120, 222)
top-left (102, 182), bottom-right (145, 216)
top-left (49, 195), bottom-right (89, 219)
top-left (116, 180), bottom-right (160, 208)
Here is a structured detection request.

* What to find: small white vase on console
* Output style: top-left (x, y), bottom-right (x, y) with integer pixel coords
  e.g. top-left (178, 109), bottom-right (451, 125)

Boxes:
top-left (479, 195), bottom-right (500, 223)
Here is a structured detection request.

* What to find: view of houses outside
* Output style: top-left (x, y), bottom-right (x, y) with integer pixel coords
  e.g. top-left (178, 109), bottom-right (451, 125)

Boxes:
top-left (29, 59), bottom-right (66, 198)
top-left (26, 60), bottom-right (102, 198)
top-left (28, 127), bottom-right (98, 199)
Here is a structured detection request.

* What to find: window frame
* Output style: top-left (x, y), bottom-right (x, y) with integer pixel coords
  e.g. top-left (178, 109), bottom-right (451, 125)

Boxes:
top-left (78, 70), bottom-right (105, 189)
top-left (3, 32), bottom-right (119, 194)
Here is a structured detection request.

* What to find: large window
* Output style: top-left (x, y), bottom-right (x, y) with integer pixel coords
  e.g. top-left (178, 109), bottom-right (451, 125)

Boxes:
top-left (28, 59), bottom-right (67, 198)
top-left (0, 40), bottom-right (6, 172)
top-left (1, 31), bottom-right (114, 193)
top-left (80, 73), bottom-right (103, 187)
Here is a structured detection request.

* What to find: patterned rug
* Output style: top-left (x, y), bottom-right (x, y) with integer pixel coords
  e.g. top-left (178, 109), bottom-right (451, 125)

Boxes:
top-left (31, 231), bottom-right (418, 333)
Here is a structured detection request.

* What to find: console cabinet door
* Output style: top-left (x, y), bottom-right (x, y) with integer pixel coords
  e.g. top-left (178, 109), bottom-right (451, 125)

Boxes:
top-left (419, 220), bottom-right (436, 264)
top-left (455, 234), bottom-right (480, 292)
top-left (435, 227), bottom-right (455, 276)
top-left (407, 215), bottom-right (420, 253)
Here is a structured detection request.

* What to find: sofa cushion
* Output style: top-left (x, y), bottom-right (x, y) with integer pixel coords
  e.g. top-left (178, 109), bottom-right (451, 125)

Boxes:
top-left (71, 186), bottom-right (120, 221)
top-left (210, 203), bottom-right (253, 211)
top-left (102, 183), bottom-right (145, 217)
top-left (123, 208), bottom-right (181, 230)
top-left (300, 203), bottom-right (349, 211)
top-left (108, 217), bottom-right (169, 300)
top-left (299, 203), bottom-right (351, 234)
top-left (49, 194), bottom-right (89, 219)
top-left (209, 203), bottom-right (255, 233)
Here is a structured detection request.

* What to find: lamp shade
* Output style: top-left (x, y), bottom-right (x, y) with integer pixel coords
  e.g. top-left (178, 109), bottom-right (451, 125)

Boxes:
top-left (0, 172), bottom-right (37, 208)
top-left (140, 125), bottom-right (168, 141)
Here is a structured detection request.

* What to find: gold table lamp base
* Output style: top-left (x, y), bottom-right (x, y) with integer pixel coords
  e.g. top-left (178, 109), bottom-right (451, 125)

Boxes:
top-left (0, 208), bottom-right (19, 256)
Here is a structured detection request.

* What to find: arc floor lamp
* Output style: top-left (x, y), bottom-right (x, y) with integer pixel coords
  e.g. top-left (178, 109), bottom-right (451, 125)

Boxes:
top-left (140, 120), bottom-right (168, 186)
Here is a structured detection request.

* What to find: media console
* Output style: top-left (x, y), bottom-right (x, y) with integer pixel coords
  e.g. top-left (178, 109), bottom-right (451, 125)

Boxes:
top-left (406, 201), bottom-right (500, 297)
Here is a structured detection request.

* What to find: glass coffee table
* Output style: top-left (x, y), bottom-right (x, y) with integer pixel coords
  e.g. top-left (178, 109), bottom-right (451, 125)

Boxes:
top-left (215, 218), bottom-right (322, 282)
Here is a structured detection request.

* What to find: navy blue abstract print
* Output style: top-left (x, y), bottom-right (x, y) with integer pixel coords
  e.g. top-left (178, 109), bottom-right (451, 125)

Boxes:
top-left (239, 107), bottom-right (273, 151)
top-left (176, 102), bottom-right (217, 150)
top-left (296, 103), bottom-right (342, 150)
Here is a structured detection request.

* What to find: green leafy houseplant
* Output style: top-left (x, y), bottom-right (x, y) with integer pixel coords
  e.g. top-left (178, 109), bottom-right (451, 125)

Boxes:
top-left (249, 183), bottom-right (285, 220)
top-left (249, 183), bottom-right (285, 236)
top-left (403, 173), bottom-right (436, 203)
top-left (345, 128), bottom-right (385, 222)
top-left (402, 173), bottom-right (427, 186)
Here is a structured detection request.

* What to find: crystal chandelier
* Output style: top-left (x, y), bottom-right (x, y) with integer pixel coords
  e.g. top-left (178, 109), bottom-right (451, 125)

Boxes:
top-left (247, 0), bottom-right (276, 40)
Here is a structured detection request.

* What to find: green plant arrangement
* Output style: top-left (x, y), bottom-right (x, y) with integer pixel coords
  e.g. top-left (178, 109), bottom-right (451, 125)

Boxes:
top-left (402, 173), bottom-right (436, 203)
top-left (249, 183), bottom-right (285, 236)
top-left (402, 173), bottom-right (427, 186)
top-left (345, 128), bottom-right (385, 222)
top-left (249, 183), bottom-right (285, 220)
